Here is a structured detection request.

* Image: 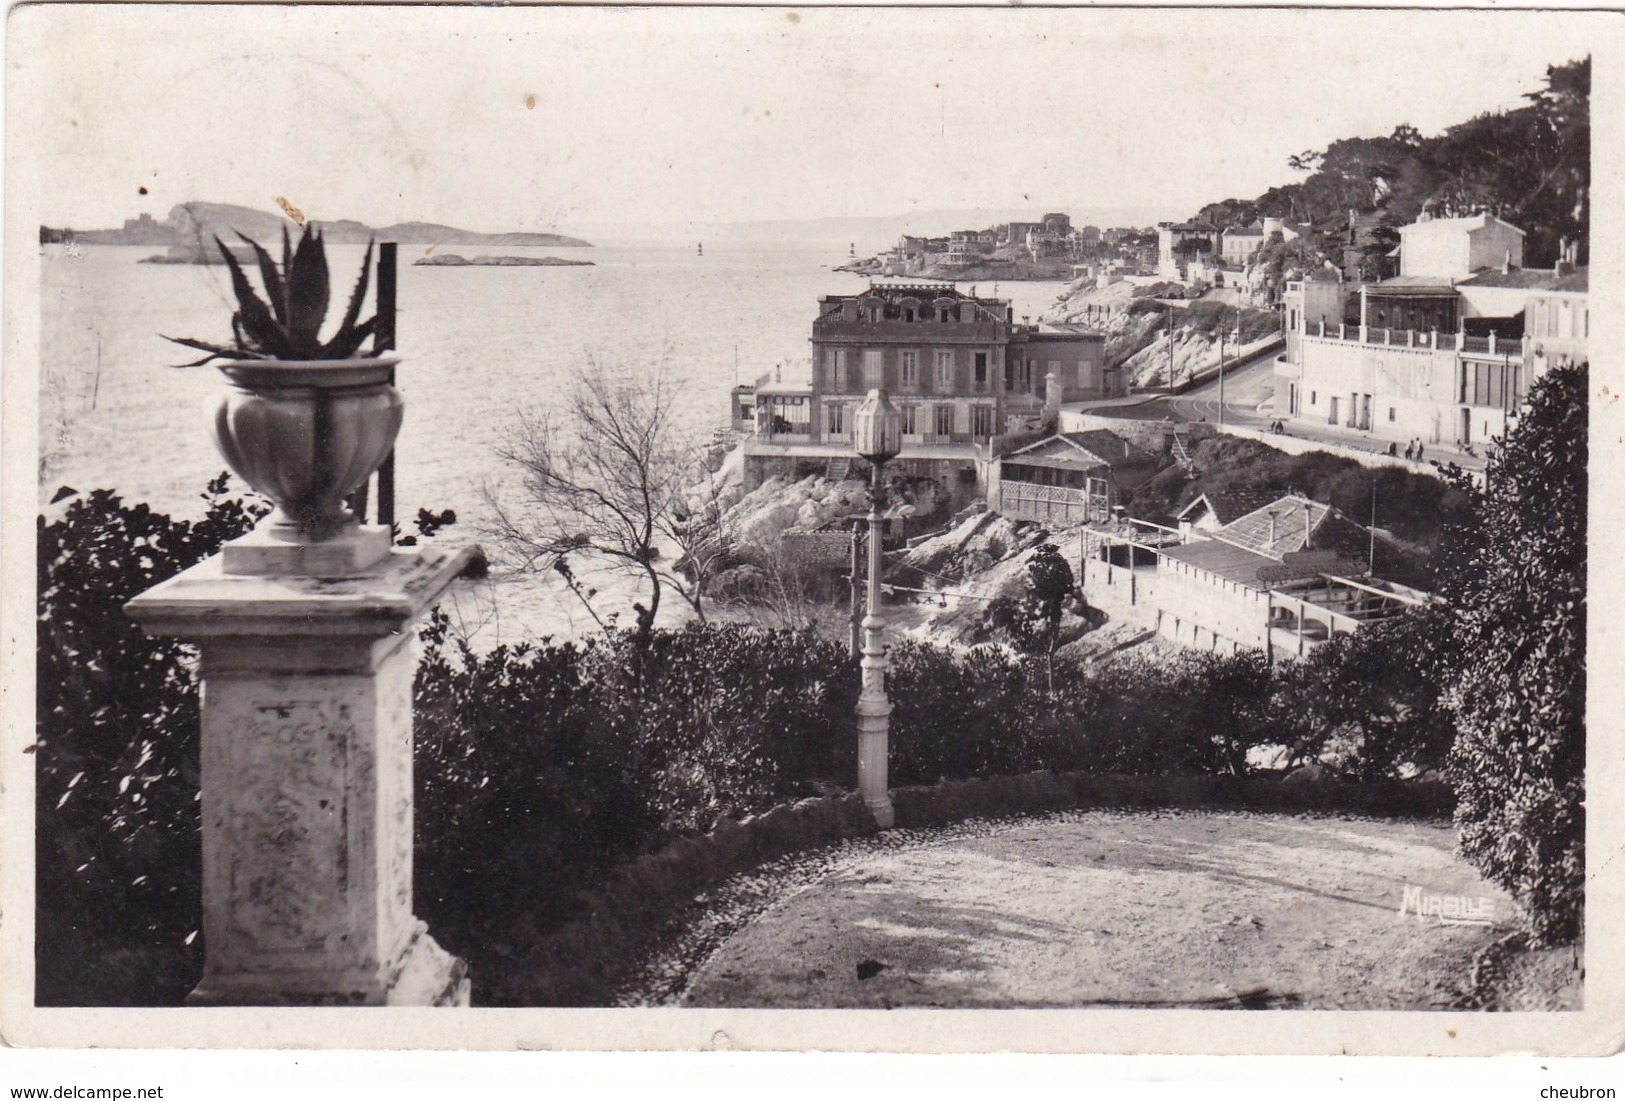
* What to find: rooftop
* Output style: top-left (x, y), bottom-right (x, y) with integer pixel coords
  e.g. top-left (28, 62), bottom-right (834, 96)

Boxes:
top-left (1457, 265), bottom-right (1589, 293)
top-left (1365, 277), bottom-right (1457, 297)
top-left (1213, 494), bottom-right (1377, 562)
top-left (1177, 488), bottom-right (1281, 527)
top-left (1004, 430), bottom-right (1151, 469)
top-left (1031, 321), bottom-right (1104, 337)
top-left (845, 281), bottom-right (1009, 305)
top-left (1159, 539), bottom-right (1275, 589)
top-left (1400, 212), bottom-right (1526, 236)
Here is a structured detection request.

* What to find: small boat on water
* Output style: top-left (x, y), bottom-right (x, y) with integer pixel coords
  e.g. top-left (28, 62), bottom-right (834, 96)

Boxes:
top-left (697, 242), bottom-right (704, 257)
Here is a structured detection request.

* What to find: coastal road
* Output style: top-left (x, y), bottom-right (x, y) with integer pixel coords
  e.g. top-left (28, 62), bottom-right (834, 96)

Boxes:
top-left (1086, 346), bottom-right (1281, 426)
top-left (1167, 345), bottom-right (1281, 426)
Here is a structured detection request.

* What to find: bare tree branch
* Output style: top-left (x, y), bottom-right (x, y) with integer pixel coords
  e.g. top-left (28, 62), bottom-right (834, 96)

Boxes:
top-left (483, 361), bottom-right (720, 647)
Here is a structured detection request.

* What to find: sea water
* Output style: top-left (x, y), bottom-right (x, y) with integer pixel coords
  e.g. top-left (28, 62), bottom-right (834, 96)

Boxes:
top-left (37, 241), bottom-right (1072, 645)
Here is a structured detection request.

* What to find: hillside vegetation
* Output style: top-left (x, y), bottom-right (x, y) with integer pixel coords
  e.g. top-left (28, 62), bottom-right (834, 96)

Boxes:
top-left (1197, 58), bottom-right (1588, 272)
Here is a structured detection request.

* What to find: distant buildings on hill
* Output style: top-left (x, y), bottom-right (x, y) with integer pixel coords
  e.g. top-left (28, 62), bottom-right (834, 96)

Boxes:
top-left (872, 214), bottom-right (1157, 278)
top-left (1155, 216), bottom-right (1308, 295)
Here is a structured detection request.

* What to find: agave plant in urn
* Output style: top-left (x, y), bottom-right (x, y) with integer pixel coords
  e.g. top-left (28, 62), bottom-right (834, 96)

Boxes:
top-left (167, 224), bottom-right (400, 577)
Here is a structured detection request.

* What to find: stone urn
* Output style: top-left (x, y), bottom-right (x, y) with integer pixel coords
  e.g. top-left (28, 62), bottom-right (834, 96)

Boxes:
top-left (210, 356), bottom-right (403, 576)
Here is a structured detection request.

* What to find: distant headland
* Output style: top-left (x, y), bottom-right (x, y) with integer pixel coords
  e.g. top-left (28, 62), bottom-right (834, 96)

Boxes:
top-left (413, 253), bottom-right (594, 268)
top-left (41, 201), bottom-right (593, 251)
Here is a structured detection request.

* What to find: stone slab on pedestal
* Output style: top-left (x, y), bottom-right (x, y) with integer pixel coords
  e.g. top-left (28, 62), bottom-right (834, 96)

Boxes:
top-left (126, 545), bottom-right (476, 1007)
top-left (221, 523), bottom-right (393, 578)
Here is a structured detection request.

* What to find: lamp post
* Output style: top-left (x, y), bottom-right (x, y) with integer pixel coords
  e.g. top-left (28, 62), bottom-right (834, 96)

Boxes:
top-left (851, 387), bottom-right (902, 829)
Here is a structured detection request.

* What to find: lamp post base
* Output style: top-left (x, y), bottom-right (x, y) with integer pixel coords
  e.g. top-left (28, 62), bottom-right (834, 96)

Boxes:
top-left (857, 699), bottom-right (894, 829)
top-left (862, 794), bottom-right (896, 831)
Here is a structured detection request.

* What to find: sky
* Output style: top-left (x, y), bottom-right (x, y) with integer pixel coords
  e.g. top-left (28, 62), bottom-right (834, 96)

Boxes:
top-left (9, 5), bottom-right (1607, 241)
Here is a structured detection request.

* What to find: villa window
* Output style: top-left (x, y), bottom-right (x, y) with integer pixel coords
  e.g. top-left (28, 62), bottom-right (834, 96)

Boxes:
top-left (823, 348), bottom-right (846, 390)
top-left (827, 403), bottom-right (845, 436)
top-left (934, 404), bottom-right (954, 437)
top-left (900, 404), bottom-right (918, 435)
top-left (971, 405), bottom-right (994, 438)
top-left (900, 351), bottom-right (919, 389)
top-left (863, 349), bottom-right (884, 389)
top-left (974, 351), bottom-right (989, 390)
top-left (934, 350), bottom-right (954, 391)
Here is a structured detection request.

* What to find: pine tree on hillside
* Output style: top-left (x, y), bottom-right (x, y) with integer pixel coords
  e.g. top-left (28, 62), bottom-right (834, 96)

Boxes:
top-left (1208, 57), bottom-right (1589, 268)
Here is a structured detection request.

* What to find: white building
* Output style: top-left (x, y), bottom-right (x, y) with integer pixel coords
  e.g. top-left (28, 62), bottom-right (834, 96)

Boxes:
top-left (1275, 213), bottom-right (1585, 449)
top-left (1397, 212), bottom-right (1525, 280)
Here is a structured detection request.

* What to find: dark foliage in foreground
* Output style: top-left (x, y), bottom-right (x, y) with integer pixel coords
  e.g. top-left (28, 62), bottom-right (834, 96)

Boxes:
top-left (1442, 363), bottom-right (1587, 945)
top-left (34, 475), bottom-right (267, 1005)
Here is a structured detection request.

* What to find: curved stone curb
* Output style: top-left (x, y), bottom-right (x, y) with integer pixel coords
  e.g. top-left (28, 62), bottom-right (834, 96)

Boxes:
top-left (497, 771), bottom-right (1453, 1005)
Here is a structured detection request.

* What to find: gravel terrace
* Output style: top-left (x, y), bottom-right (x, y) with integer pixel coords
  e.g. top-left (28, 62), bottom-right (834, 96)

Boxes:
top-left (617, 808), bottom-right (1517, 1010)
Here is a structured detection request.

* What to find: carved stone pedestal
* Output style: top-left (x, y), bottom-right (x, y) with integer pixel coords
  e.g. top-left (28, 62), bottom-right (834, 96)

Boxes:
top-left (126, 545), bottom-right (474, 1007)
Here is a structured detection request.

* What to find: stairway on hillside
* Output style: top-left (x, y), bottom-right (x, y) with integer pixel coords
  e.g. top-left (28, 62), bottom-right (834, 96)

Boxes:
top-left (1170, 430), bottom-right (1194, 469)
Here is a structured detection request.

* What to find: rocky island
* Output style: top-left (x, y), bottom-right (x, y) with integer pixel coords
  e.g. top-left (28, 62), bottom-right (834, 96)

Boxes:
top-left (413, 253), bottom-right (594, 267)
top-left (43, 200), bottom-right (593, 251)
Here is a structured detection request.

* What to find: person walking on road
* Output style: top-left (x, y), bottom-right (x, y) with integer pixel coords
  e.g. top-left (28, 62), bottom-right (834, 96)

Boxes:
top-left (1404, 440), bottom-right (1415, 461)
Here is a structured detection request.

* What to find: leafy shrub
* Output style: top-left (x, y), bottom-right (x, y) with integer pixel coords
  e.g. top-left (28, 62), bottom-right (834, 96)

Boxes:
top-left (35, 475), bottom-right (267, 1005)
top-left (1444, 362), bottom-right (1587, 945)
top-left (411, 620), bottom-right (860, 987)
top-left (1269, 610), bottom-right (1457, 781)
top-left (1083, 651), bottom-right (1272, 777)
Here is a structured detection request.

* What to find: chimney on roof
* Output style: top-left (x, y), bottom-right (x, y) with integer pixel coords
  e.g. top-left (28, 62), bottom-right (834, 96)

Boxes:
top-left (1556, 238), bottom-right (1577, 277)
top-left (1042, 372), bottom-right (1062, 430)
top-left (1303, 501), bottom-right (1313, 550)
top-left (1268, 510), bottom-right (1278, 543)
top-left (1502, 250), bottom-right (1512, 276)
